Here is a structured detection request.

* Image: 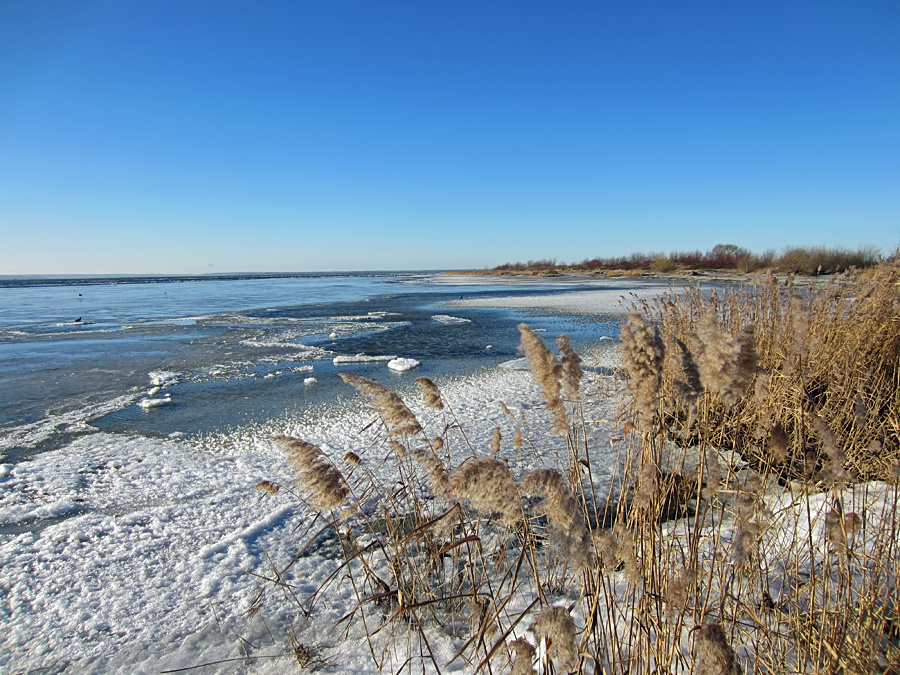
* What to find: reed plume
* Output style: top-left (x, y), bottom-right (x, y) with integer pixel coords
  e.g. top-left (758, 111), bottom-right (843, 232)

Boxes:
top-left (509, 637), bottom-right (537, 675)
top-left (448, 457), bottom-right (521, 525)
top-left (695, 624), bottom-right (742, 675)
top-left (530, 606), bottom-right (578, 673)
top-left (673, 337), bottom-right (702, 421)
top-left (339, 373), bottom-right (422, 438)
top-left (556, 334), bottom-right (582, 401)
top-left (415, 376), bottom-right (444, 411)
top-left (272, 435), bottom-right (349, 510)
top-left (518, 323), bottom-right (568, 434)
top-left (619, 313), bottom-right (664, 430)
top-left (255, 480), bottom-right (280, 496)
top-left (695, 312), bottom-right (758, 406)
top-left (491, 427), bottom-right (502, 454)
top-left (521, 468), bottom-right (591, 569)
top-left (411, 448), bottom-right (450, 498)
top-left (813, 414), bottom-right (853, 486)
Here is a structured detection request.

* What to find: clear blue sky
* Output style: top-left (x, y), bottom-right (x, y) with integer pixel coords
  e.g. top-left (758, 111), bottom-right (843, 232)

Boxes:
top-left (1, 1), bottom-right (898, 274)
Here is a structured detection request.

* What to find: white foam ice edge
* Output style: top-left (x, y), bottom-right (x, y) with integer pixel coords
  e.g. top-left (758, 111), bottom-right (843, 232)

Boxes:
top-left (137, 396), bottom-right (173, 409)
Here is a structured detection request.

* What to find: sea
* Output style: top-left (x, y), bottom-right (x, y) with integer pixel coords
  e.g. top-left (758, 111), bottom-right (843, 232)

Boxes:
top-left (0, 272), bottom-right (630, 459)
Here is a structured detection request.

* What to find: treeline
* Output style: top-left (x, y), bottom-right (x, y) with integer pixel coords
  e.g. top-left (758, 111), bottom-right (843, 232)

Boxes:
top-left (494, 243), bottom-right (888, 276)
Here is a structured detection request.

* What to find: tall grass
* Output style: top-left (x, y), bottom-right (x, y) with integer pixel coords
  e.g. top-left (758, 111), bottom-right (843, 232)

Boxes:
top-left (255, 263), bottom-right (900, 673)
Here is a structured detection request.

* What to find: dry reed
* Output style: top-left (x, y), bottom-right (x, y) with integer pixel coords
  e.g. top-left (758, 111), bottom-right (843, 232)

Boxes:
top-left (246, 262), bottom-right (900, 674)
top-left (518, 323), bottom-right (569, 433)
top-left (272, 435), bottom-right (349, 510)
top-left (448, 457), bottom-right (521, 526)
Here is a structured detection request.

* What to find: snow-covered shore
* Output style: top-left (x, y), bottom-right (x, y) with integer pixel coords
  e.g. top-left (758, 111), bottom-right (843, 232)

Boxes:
top-left (0, 358), bottom-right (622, 673)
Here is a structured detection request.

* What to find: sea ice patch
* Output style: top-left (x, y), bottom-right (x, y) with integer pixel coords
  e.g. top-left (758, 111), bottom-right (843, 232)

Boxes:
top-left (333, 354), bottom-right (397, 365)
top-left (387, 358), bottom-right (421, 372)
top-left (432, 314), bottom-right (471, 324)
top-left (138, 395), bottom-right (173, 409)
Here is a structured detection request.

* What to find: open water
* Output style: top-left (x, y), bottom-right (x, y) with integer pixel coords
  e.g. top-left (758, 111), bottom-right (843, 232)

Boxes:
top-left (0, 272), bottom-right (626, 460)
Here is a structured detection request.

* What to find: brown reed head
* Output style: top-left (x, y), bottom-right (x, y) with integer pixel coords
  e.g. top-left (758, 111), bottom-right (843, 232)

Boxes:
top-left (695, 311), bottom-right (758, 406)
top-left (619, 313), bottom-right (665, 430)
top-left (272, 435), bottom-right (349, 510)
top-left (518, 323), bottom-right (568, 434)
top-left (411, 448), bottom-right (450, 498)
top-left (491, 427), bottom-right (502, 454)
top-left (695, 623), bottom-right (742, 675)
top-left (339, 373), bottom-right (423, 438)
top-left (521, 468), bottom-right (591, 569)
top-left (530, 606), bottom-right (578, 673)
top-left (415, 376), bottom-right (445, 411)
top-left (448, 457), bottom-right (521, 525)
top-left (255, 480), bottom-right (280, 496)
top-left (509, 637), bottom-right (537, 675)
top-left (556, 334), bottom-right (582, 401)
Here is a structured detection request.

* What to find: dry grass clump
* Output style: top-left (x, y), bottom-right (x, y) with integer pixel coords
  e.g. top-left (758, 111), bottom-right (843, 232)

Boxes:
top-left (646, 263), bottom-right (900, 483)
top-left (244, 262), bottom-right (899, 674)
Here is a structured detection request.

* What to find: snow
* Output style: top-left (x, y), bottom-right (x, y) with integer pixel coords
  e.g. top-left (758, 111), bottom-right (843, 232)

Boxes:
top-left (149, 371), bottom-right (179, 387)
top-left (2, 363), bottom-right (612, 673)
top-left (447, 285), bottom-right (674, 315)
top-left (3, 352), bottom-right (897, 673)
top-left (387, 357), bottom-right (421, 372)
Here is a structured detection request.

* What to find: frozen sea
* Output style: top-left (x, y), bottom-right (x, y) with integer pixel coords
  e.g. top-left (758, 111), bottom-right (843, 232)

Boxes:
top-left (0, 271), bottom-right (677, 673)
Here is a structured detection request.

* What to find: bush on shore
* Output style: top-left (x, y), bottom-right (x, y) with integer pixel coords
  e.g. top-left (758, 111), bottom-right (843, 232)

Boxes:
top-left (493, 243), bottom-right (884, 277)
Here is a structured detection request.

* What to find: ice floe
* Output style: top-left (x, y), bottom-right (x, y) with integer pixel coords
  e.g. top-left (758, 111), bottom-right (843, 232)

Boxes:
top-left (387, 357), bottom-right (421, 372)
top-left (499, 357), bottom-right (533, 370)
top-left (149, 371), bottom-right (179, 387)
top-left (138, 395), bottom-right (173, 409)
top-left (333, 353), bottom-right (397, 365)
top-left (431, 314), bottom-right (471, 324)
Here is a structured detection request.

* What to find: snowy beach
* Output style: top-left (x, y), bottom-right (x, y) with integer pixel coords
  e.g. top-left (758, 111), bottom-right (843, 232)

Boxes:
top-left (0, 273), bottom-right (668, 673)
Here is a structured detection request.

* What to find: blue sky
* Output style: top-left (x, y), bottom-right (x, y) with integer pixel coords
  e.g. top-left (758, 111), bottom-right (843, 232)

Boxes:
top-left (1, 1), bottom-right (898, 274)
